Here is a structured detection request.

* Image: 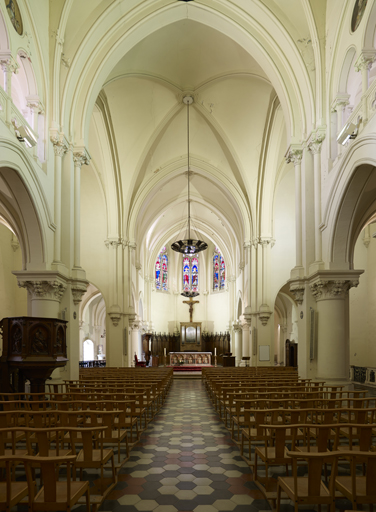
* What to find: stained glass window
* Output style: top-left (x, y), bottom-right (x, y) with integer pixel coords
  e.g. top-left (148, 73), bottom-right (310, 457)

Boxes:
top-left (156, 247), bottom-right (168, 291)
top-left (213, 247), bottom-right (225, 291)
top-left (183, 255), bottom-right (199, 293)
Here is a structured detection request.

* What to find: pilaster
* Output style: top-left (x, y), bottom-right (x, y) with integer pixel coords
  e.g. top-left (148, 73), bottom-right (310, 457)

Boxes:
top-left (72, 148), bottom-right (90, 269)
top-left (285, 145), bottom-right (304, 278)
top-left (307, 129), bottom-right (325, 272)
top-left (51, 132), bottom-right (69, 270)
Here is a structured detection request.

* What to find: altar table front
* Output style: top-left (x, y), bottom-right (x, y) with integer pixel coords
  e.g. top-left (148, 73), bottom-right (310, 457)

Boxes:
top-left (169, 352), bottom-right (212, 366)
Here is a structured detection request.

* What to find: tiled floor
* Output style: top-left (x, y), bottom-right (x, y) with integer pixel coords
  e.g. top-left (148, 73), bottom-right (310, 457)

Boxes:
top-left (99, 378), bottom-right (267, 512)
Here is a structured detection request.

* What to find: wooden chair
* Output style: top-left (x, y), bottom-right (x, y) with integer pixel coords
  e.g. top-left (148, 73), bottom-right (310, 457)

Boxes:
top-left (69, 426), bottom-right (117, 497)
top-left (334, 451), bottom-right (376, 511)
top-left (277, 451), bottom-right (338, 512)
top-left (240, 409), bottom-right (270, 462)
top-left (28, 454), bottom-right (90, 512)
top-left (254, 424), bottom-right (292, 502)
top-left (0, 455), bottom-right (35, 510)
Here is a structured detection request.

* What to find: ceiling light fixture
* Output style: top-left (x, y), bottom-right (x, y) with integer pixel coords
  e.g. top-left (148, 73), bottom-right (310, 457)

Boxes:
top-left (171, 96), bottom-right (208, 257)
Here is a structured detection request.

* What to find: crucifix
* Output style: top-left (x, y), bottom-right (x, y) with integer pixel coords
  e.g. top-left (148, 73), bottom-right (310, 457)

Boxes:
top-left (183, 296), bottom-right (200, 323)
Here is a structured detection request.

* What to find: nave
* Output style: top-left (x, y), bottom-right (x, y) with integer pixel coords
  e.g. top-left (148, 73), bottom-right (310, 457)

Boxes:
top-left (100, 379), bottom-right (259, 512)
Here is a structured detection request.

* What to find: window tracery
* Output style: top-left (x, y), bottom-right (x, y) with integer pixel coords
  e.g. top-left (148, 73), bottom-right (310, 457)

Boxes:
top-left (183, 255), bottom-right (199, 293)
top-left (213, 247), bottom-right (225, 291)
top-left (155, 247), bottom-right (168, 291)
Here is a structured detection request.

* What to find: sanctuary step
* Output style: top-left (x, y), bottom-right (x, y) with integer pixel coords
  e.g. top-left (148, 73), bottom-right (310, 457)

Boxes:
top-left (168, 364), bottom-right (213, 372)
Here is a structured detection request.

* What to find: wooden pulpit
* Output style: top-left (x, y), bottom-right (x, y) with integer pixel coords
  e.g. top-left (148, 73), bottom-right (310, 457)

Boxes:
top-left (0, 316), bottom-right (68, 393)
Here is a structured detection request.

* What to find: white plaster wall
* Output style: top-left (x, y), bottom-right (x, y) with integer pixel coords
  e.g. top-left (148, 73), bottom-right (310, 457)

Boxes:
top-left (80, 166), bottom-right (109, 297)
top-left (0, 224), bottom-right (27, 328)
top-left (271, 166), bottom-right (296, 298)
top-left (350, 233), bottom-right (372, 367)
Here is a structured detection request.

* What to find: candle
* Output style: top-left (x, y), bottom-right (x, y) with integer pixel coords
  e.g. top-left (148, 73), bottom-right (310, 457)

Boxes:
top-left (214, 347), bottom-right (216, 356)
top-left (164, 347), bottom-right (166, 356)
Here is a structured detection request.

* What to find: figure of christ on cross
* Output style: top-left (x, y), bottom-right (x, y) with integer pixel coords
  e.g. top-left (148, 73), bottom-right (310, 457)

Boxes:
top-left (183, 296), bottom-right (200, 323)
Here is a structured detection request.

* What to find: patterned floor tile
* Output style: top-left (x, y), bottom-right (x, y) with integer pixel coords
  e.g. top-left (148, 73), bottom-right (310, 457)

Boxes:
top-left (98, 380), bottom-right (268, 511)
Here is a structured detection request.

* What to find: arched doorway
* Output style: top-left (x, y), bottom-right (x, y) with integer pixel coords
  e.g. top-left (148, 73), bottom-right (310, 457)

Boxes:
top-left (83, 339), bottom-right (95, 362)
top-left (79, 283), bottom-right (107, 364)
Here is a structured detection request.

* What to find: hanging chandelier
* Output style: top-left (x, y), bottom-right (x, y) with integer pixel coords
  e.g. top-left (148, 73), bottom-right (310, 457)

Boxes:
top-left (171, 96), bottom-right (208, 256)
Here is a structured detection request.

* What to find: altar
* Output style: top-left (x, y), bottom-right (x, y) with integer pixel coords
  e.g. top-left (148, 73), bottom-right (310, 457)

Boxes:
top-left (169, 352), bottom-right (212, 366)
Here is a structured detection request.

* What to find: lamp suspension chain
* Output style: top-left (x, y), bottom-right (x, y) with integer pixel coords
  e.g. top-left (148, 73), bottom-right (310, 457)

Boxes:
top-left (187, 99), bottom-right (191, 239)
top-left (170, 95), bottom-right (207, 257)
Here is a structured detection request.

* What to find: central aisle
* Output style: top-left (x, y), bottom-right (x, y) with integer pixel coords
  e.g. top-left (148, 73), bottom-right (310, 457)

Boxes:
top-left (101, 379), bottom-right (267, 512)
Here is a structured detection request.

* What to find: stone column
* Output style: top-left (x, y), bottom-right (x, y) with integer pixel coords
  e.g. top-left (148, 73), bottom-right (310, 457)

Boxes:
top-left (174, 291), bottom-right (180, 334)
top-left (13, 271), bottom-right (68, 318)
top-left (79, 321), bottom-right (85, 361)
top-left (232, 320), bottom-right (242, 366)
top-left (258, 238), bottom-right (272, 326)
top-left (355, 50), bottom-right (376, 125)
top-left (286, 146), bottom-right (304, 276)
top-left (72, 149), bottom-right (90, 269)
top-left (309, 271), bottom-right (362, 382)
top-left (279, 322), bottom-right (287, 365)
top-left (0, 55), bottom-right (18, 126)
top-left (241, 321), bottom-right (251, 360)
top-left (130, 319), bottom-right (141, 366)
top-left (308, 131), bottom-right (325, 269)
top-left (51, 134), bottom-right (68, 265)
top-left (227, 276), bottom-right (236, 330)
top-left (203, 290), bottom-right (209, 332)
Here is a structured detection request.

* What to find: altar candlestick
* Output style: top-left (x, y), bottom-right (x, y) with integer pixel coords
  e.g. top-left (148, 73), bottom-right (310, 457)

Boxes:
top-left (214, 347), bottom-right (216, 356)
top-left (164, 347), bottom-right (166, 356)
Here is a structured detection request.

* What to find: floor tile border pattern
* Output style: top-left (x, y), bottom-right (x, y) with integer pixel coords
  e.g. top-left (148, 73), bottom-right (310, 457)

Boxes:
top-left (97, 379), bottom-right (268, 512)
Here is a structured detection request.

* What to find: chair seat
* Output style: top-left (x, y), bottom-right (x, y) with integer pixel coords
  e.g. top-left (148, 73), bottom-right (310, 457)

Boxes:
top-left (335, 476), bottom-right (368, 498)
top-left (36, 449), bottom-right (72, 458)
top-left (295, 446), bottom-right (330, 454)
top-left (279, 476), bottom-right (331, 499)
top-left (76, 448), bottom-right (113, 465)
top-left (0, 481), bottom-right (29, 505)
top-left (33, 481), bottom-right (89, 504)
top-left (256, 446), bottom-right (289, 462)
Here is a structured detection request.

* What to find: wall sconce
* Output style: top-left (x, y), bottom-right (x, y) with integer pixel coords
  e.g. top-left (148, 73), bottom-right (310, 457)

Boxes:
top-left (12, 120), bottom-right (37, 148)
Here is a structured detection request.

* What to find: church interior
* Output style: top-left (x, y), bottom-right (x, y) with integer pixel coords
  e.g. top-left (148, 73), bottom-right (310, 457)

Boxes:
top-left (2, 1), bottom-right (376, 510)
top-left (1, 0), bottom-right (376, 385)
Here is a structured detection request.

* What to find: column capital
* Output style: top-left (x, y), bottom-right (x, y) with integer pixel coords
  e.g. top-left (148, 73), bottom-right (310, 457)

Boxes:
top-left (13, 271), bottom-right (68, 302)
top-left (289, 278), bottom-right (306, 305)
top-left (258, 236), bottom-right (275, 247)
top-left (241, 320), bottom-right (251, 330)
top-left (50, 132), bottom-right (69, 157)
top-left (232, 320), bottom-right (242, 331)
top-left (355, 49), bottom-right (376, 72)
top-left (26, 95), bottom-right (45, 114)
top-left (104, 237), bottom-right (124, 249)
top-left (285, 145), bottom-right (303, 166)
top-left (73, 147), bottom-right (90, 167)
top-left (109, 306), bottom-right (123, 327)
top-left (71, 278), bottom-right (88, 306)
top-left (258, 304), bottom-right (272, 326)
top-left (307, 129), bottom-right (326, 155)
top-left (0, 53), bottom-right (19, 74)
top-left (309, 270), bottom-right (363, 301)
top-left (331, 94), bottom-right (350, 113)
